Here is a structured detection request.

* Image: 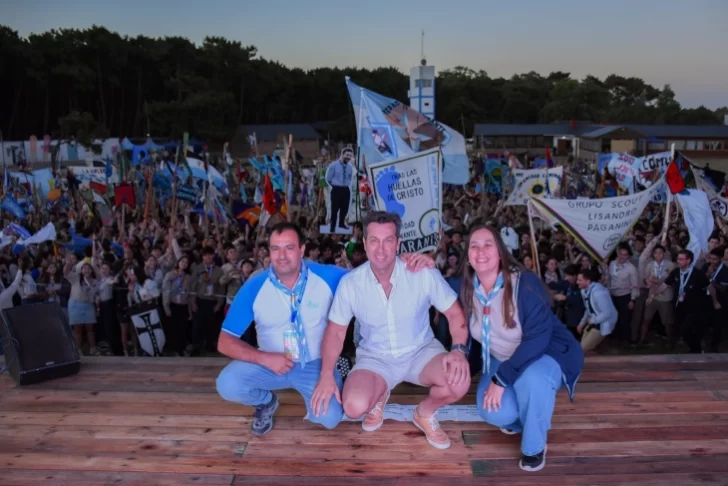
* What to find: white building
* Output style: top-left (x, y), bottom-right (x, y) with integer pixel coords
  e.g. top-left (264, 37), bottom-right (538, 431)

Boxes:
top-left (408, 60), bottom-right (435, 119)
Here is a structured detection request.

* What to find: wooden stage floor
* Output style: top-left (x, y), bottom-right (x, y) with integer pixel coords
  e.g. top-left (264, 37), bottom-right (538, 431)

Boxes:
top-left (1, 354), bottom-right (727, 485)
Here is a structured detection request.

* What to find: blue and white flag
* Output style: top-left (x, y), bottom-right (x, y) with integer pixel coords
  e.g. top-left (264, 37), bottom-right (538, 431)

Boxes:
top-left (483, 158), bottom-right (504, 194)
top-left (16, 222), bottom-right (57, 246)
top-left (1, 195), bottom-right (26, 220)
top-left (346, 77), bottom-right (469, 185)
top-left (7, 222), bottom-right (31, 240)
top-left (249, 156), bottom-right (285, 191)
top-left (160, 158), bottom-right (227, 195)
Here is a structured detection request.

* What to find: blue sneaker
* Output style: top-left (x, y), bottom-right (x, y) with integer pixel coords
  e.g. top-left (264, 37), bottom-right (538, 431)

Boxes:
top-left (251, 393), bottom-right (279, 436)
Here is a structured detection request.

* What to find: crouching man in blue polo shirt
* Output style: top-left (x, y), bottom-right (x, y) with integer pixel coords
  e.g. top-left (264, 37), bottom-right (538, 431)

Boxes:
top-left (215, 221), bottom-right (433, 435)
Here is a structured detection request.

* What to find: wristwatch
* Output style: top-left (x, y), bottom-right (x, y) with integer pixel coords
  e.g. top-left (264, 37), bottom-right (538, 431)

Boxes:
top-left (450, 344), bottom-right (469, 355)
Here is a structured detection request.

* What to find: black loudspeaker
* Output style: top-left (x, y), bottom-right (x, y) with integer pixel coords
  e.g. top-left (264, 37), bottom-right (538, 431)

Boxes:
top-left (0, 302), bottom-right (81, 386)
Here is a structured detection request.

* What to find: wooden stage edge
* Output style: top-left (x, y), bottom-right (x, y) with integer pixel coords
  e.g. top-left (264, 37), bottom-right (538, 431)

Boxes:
top-left (1, 354), bottom-right (728, 485)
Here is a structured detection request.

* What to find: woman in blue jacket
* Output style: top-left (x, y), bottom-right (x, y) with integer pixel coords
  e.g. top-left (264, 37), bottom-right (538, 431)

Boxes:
top-left (447, 222), bottom-right (584, 472)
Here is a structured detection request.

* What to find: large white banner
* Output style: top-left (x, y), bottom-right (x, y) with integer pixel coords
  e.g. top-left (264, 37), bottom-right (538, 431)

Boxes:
top-left (530, 176), bottom-right (666, 260)
top-left (692, 166), bottom-right (728, 219)
top-left (505, 167), bottom-right (563, 206)
top-left (367, 147), bottom-right (442, 253)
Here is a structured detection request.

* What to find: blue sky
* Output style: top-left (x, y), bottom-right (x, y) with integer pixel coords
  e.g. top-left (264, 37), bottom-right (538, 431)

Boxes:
top-left (2, 0), bottom-right (726, 109)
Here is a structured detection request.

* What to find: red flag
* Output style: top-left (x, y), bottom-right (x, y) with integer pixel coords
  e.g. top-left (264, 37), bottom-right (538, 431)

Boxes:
top-left (262, 173), bottom-right (277, 215)
top-left (89, 181), bottom-right (107, 195)
top-left (666, 158), bottom-right (686, 194)
top-left (114, 182), bottom-right (136, 208)
top-left (545, 148), bottom-right (554, 168)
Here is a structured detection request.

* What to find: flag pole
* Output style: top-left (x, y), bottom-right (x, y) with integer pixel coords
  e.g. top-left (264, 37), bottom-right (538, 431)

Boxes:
top-left (662, 143), bottom-right (675, 245)
top-left (354, 86), bottom-right (364, 223)
top-left (527, 199), bottom-right (541, 277)
top-left (283, 134), bottom-right (293, 222)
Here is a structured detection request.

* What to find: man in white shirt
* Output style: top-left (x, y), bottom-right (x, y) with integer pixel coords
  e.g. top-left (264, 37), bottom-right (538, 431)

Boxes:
top-left (311, 211), bottom-right (469, 450)
top-left (216, 221), bottom-right (433, 436)
top-left (605, 243), bottom-right (639, 343)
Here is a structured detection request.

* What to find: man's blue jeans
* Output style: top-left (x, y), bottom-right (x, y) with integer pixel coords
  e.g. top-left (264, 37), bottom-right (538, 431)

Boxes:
top-left (216, 358), bottom-right (344, 429)
top-left (476, 354), bottom-right (563, 456)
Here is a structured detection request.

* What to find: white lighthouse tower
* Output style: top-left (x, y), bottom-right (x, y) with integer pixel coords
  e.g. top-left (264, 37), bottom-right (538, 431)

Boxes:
top-left (408, 30), bottom-right (435, 119)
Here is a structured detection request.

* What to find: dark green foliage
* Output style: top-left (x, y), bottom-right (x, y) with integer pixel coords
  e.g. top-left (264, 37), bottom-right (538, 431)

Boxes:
top-left (0, 25), bottom-right (725, 144)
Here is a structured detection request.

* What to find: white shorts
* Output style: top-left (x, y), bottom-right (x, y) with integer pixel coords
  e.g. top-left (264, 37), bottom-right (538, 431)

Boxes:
top-left (352, 338), bottom-right (447, 390)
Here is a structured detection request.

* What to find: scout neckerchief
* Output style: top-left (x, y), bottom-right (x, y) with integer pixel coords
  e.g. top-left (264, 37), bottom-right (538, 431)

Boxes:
top-left (711, 263), bottom-right (724, 283)
top-left (202, 264), bottom-right (214, 282)
top-left (473, 273), bottom-right (504, 375)
top-left (174, 270), bottom-right (185, 292)
top-left (268, 262), bottom-right (310, 367)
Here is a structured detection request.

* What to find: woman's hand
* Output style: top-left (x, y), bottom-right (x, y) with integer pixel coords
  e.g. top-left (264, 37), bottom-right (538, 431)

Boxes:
top-left (483, 381), bottom-right (505, 413)
top-left (400, 252), bottom-right (435, 271)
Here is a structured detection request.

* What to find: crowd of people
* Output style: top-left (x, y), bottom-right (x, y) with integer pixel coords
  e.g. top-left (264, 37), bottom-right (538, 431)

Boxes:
top-left (1, 152), bottom-right (728, 472)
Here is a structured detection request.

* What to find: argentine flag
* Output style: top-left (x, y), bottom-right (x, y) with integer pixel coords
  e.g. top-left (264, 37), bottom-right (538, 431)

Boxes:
top-left (345, 77), bottom-right (469, 185)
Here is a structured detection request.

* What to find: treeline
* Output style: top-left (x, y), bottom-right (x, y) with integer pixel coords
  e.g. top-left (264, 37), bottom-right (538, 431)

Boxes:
top-left (1, 25), bottom-right (726, 144)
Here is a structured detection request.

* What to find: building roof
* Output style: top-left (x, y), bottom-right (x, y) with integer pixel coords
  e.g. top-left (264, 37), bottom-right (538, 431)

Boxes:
top-left (581, 126), bottom-right (652, 139)
top-left (474, 122), bottom-right (601, 137)
top-left (239, 124), bottom-right (321, 142)
top-left (474, 122), bottom-right (728, 139)
top-left (625, 124), bottom-right (728, 139)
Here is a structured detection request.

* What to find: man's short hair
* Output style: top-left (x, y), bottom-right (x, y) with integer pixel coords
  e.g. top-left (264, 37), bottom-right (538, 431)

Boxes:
top-left (270, 222), bottom-right (305, 246)
top-left (578, 268), bottom-right (599, 282)
top-left (677, 249), bottom-right (694, 263)
top-left (362, 211), bottom-right (402, 239)
top-left (564, 264), bottom-right (579, 276)
top-left (616, 242), bottom-right (633, 256)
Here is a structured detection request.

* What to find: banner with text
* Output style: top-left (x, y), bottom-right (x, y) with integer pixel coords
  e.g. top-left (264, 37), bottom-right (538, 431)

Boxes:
top-left (692, 165), bottom-right (728, 219)
top-left (530, 175), bottom-right (666, 260)
top-left (603, 151), bottom-right (672, 187)
top-left (505, 167), bottom-right (563, 206)
top-left (367, 148), bottom-right (442, 253)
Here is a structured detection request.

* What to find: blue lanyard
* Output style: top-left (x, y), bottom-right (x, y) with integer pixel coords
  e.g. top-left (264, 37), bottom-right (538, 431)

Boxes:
top-left (679, 267), bottom-right (693, 295)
